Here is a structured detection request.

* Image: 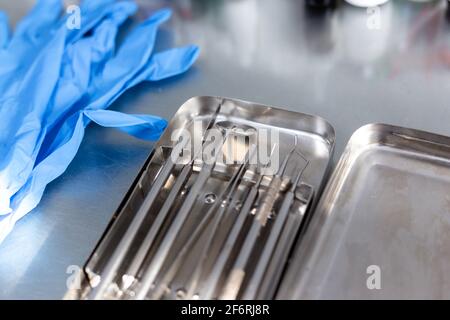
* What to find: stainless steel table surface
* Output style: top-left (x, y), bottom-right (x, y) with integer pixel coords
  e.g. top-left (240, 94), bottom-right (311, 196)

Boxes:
top-left (1, 0), bottom-right (450, 299)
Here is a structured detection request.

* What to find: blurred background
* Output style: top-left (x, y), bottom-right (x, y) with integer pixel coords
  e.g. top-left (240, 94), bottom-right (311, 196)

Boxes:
top-left (1, 0), bottom-right (450, 299)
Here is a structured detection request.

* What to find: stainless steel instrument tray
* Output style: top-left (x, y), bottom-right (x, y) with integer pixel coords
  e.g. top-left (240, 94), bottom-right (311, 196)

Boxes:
top-left (279, 123), bottom-right (450, 299)
top-left (66, 96), bottom-right (335, 300)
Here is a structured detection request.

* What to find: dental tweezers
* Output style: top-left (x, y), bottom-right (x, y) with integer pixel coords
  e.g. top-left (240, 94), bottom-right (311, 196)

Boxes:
top-left (242, 152), bottom-right (309, 299)
top-left (220, 146), bottom-right (296, 299)
top-left (134, 122), bottom-right (232, 300)
top-left (150, 146), bottom-right (255, 299)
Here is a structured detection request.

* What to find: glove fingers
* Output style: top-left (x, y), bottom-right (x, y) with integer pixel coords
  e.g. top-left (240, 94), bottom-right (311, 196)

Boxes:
top-left (89, 2), bottom-right (138, 67)
top-left (52, 2), bottom-right (138, 110)
top-left (85, 9), bottom-right (172, 111)
top-left (66, 0), bottom-right (127, 44)
top-left (0, 0), bottom-right (132, 81)
top-left (13, 0), bottom-right (63, 42)
top-left (107, 1), bottom-right (138, 25)
top-left (45, 3), bottom-right (138, 140)
top-left (144, 8), bottom-right (172, 25)
top-left (83, 109), bottom-right (167, 141)
top-left (100, 45), bottom-right (200, 107)
top-left (79, 0), bottom-right (116, 13)
top-left (0, 5), bottom-right (199, 243)
top-left (145, 45), bottom-right (200, 82)
top-left (102, 8), bottom-right (171, 79)
top-left (117, 122), bottom-right (167, 141)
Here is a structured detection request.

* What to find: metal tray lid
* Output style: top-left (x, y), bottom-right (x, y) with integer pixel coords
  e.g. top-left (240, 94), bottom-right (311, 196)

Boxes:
top-left (279, 123), bottom-right (450, 299)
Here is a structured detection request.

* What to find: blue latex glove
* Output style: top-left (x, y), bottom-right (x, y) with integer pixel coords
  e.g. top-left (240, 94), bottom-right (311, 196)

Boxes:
top-left (0, 1), bottom-right (138, 215)
top-left (45, 1), bottom-right (139, 136)
top-left (0, 0), bottom-right (61, 75)
top-left (0, 26), bottom-right (67, 215)
top-left (0, 0), bottom-right (126, 90)
top-left (0, 2), bottom-right (199, 243)
top-left (42, 7), bottom-right (172, 157)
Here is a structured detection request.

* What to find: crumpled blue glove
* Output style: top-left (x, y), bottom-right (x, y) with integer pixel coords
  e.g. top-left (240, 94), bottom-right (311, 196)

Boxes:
top-left (0, 0), bottom-right (118, 88)
top-left (0, 1), bottom-right (199, 244)
top-left (0, 0), bottom-right (138, 215)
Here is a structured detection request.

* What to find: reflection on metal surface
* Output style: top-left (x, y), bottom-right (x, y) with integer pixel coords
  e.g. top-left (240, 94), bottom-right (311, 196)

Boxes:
top-left (340, 4), bottom-right (393, 78)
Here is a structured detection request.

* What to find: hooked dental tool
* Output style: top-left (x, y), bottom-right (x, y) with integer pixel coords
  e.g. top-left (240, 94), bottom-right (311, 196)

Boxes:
top-left (256, 182), bottom-right (314, 299)
top-left (242, 150), bottom-right (309, 299)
